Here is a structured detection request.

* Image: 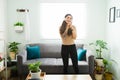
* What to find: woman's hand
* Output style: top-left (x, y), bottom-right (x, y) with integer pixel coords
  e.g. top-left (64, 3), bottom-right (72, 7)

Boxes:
top-left (67, 21), bottom-right (72, 28)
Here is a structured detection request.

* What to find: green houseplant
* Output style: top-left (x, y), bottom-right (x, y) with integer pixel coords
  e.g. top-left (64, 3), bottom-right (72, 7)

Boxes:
top-left (89, 40), bottom-right (108, 80)
top-left (8, 41), bottom-right (21, 60)
top-left (14, 22), bottom-right (24, 26)
top-left (28, 62), bottom-right (41, 73)
top-left (14, 22), bottom-right (24, 33)
top-left (89, 40), bottom-right (108, 58)
top-left (103, 59), bottom-right (114, 80)
top-left (28, 62), bottom-right (41, 79)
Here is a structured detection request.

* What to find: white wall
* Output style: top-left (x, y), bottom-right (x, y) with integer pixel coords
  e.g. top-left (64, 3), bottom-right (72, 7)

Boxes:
top-left (106, 0), bottom-right (120, 80)
top-left (87, 0), bottom-right (107, 42)
top-left (0, 0), bottom-right (7, 27)
top-left (7, 0), bottom-right (41, 44)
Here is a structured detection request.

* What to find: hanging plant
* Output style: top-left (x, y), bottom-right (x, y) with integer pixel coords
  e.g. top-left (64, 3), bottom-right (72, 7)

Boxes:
top-left (14, 22), bottom-right (24, 33)
top-left (14, 22), bottom-right (24, 26)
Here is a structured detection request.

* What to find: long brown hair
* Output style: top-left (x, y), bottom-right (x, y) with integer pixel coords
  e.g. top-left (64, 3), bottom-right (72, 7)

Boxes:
top-left (60, 14), bottom-right (73, 36)
top-left (60, 20), bottom-right (67, 35)
top-left (60, 20), bottom-right (73, 36)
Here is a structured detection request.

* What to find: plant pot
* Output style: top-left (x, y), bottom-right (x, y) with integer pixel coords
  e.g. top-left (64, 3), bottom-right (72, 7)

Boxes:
top-left (95, 58), bottom-right (104, 67)
top-left (14, 26), bottom-right (23, 33)
top-left (9, 52), bottom-right (16, 60)
top-left (30, 69), bottom-right (41, 79)
top-left (104, 72), bottom-right (112, 80)
top-left (95, 74), bottom-right (103, 80)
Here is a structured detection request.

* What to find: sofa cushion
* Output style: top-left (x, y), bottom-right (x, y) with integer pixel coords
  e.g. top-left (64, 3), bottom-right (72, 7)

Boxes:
top-left (77, 48), bottom-right (87, 61)
top-left (56, 58), bottom-right (88, 66)
top-left (24, 58), bottom-right (57, 66)
top-left (26, 46), bottom-right (40, 60)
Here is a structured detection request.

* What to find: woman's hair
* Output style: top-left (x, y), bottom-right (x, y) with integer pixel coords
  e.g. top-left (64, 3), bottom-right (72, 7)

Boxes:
top-left (65, 14), bottom-right (73, 18)
top-left (60, 20), bottom-right (67, 35)
top-left (60, 14), bottom-right (73, 36)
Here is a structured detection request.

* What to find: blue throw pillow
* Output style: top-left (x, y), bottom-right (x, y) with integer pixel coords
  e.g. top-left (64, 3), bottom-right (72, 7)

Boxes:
top-left (26, 46), bottom-right (40, 60)
top-left (77, 48), bottom-right (87, 61)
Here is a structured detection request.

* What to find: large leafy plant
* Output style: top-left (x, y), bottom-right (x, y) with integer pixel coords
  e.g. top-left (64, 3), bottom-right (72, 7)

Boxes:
top-left (89, 40), bottom-right (108, 58)
top-left (103, 59), bottom-right (116, 73)
top-left (8, 41), bottom-right (21, 54)
top-left (28, 62), bottom-right (41, 73)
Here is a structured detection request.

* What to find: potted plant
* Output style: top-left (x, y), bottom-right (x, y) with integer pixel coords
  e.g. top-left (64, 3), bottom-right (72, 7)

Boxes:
top-left (8, 41), bottom-right (21, 60)
top-left (89, 40), bottom-right (108, 66)
top-left (14, 22), bottom-right (24, 33)
top-left (28, 61), bottom-right (41, 79)
top-left (103, 59), bottom-right (114, 80)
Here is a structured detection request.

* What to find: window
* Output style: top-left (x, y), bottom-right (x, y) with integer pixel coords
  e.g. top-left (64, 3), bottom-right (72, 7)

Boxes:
top-left (39, 3), bottom-right (87, 39)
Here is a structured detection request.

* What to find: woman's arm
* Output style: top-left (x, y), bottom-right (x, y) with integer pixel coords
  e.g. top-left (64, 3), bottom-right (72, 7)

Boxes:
top-left (59, 26), bottom-right (69, 39)
top-left (62, 27), bottom-right (69, 39)
top-left (71, 26), bottom-right (77, 39)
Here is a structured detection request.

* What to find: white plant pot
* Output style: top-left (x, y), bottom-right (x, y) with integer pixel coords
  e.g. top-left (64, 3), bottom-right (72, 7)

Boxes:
top-left (30, 69), bottom-right (41, 79)
top-left (95, 74), bottom-right (103, 80)
top-left (95, 58), bottom-right (104, 67)
top-left (14, 26), bottom-right (23, 33)
top-left (0, 60), bottom-right (4, 69)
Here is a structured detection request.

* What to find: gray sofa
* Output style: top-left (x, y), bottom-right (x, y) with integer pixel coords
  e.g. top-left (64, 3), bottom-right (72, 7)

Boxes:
top-left (17, 43), bottom-right (94, 77)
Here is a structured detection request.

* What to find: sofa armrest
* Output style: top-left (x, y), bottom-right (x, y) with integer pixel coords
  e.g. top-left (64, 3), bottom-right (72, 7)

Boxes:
top-left (88, 55), bottom-right (94, 79)
top-left (17, 50), bottom-right (27, 63)
top-left (17, 50), bottom-right (27, 75)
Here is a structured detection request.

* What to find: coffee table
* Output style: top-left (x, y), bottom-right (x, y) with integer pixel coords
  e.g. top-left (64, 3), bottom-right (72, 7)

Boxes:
top-left (26, 72), bottom-right (92, 80)
top-left (45, 75), bottom-right (92, 80)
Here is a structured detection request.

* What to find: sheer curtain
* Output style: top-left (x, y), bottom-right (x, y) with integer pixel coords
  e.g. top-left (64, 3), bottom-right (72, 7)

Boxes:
top-left (39, 3), bottom-right (87, 39)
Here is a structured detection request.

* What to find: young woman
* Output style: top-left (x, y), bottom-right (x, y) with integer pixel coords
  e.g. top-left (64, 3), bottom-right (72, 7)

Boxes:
top-left (59, 14), bottom-right (79, 74)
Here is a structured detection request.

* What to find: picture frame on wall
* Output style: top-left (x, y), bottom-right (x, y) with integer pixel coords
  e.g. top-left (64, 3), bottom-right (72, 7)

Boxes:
top-left (109, 7), bottom-right (116, 23)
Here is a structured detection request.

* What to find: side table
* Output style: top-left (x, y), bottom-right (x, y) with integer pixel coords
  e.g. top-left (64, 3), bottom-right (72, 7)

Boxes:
top-left (7, 60), bottom-right (17, 77)
top-left (0, 67), bottom-right (6, 80)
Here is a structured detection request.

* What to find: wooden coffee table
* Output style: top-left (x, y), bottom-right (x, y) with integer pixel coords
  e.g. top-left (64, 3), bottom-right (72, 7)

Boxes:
top-left (26, 72), bottom-right (92, 80)
top-left (45, 75), bottom-right (92, 80)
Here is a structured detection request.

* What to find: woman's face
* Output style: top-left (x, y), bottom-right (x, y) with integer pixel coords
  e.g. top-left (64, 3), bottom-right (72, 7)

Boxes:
top-left (65, 15), bottom-right (72, 24)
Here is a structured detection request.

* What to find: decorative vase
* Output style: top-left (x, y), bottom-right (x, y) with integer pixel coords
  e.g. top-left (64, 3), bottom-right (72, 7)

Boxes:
top-left (30, 69), bottom-right (41, 79)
